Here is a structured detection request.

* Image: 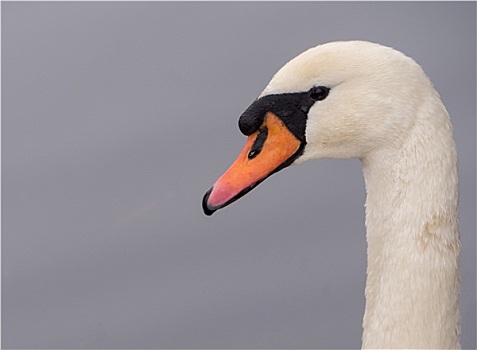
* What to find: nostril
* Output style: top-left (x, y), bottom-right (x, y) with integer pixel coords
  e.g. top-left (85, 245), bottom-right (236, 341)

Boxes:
top-left (248, 148), bottom-right (260, 159)
top-left (248, 126), bottom-right (268, 159)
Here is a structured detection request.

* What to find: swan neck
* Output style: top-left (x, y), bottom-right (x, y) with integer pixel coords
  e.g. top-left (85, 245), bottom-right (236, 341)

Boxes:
top-left (360, 97), bottom-right (460, 349)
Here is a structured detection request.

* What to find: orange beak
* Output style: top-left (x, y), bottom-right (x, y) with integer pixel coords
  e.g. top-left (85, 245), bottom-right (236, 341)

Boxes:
top-left (203, 112), bottom-right (303, 215)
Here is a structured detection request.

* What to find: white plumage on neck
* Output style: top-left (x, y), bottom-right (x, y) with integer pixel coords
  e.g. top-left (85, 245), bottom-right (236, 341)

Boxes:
top-left (361, 91), bottom-right (460, 349)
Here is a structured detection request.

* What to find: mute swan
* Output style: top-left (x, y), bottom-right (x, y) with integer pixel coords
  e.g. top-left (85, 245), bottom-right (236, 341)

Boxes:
top-left (202, 41), bottom-right (460, 349)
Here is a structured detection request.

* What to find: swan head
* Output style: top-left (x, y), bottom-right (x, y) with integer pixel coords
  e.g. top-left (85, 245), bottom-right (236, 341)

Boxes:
top-left (203, 41), bottom-right (433, 215)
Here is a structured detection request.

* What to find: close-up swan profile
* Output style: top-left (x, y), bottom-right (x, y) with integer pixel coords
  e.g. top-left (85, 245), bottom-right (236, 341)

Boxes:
top-left (202, 41), bottom-right (460, 349)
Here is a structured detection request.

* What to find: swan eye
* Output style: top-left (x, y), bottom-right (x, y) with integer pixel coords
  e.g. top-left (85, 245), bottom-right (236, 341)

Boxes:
top-left (309, 86), bottom-right (330, 101)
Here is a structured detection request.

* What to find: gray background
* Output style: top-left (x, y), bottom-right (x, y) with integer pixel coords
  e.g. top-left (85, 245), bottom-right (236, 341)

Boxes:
top-left (2, 2), bottom-right (475, 349)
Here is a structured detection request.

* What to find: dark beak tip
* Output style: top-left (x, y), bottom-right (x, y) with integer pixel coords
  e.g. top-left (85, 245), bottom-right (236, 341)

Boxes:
top-left (202, 187), bottom-right (216, 216)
